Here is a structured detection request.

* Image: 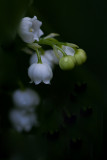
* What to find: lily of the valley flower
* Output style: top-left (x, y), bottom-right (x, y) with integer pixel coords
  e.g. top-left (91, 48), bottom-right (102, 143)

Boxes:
top-left (30, 53), bottom-right (53, 68)
top-left (18, 16), bottom-right (43, 43)
top-left (9, 109), bottom-right (38, 132)
top-left (13, 88), bottom-right (40, 110)
top-left (44, 50), bottom-right (59, 65)
top-left (63, 46), bottom-right (75, 56)
top-left (54, 45), bottom-right (75, 59)
top-left (30, 50), bottom-right (59, 69)
top-left (28, 63), bottom-right (53, 84)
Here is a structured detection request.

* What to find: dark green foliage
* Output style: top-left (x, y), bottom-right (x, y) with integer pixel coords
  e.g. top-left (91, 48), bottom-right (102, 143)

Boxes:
top-left (0, 0), bottom-right (32, 43)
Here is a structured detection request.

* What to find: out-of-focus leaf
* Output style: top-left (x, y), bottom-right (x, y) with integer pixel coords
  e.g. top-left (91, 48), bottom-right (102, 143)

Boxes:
top-left (0, 0), bottom-right (33, 43)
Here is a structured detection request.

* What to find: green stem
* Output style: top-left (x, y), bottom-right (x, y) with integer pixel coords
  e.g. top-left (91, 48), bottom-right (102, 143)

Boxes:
top-left (35, 49), bottom-right (42, 64)
top-left (54, 45), bottom-right (66, 56)
top-left (18, 80), bottom-right (25, 91)
top-left (38, 39), bottom-right (67, 57)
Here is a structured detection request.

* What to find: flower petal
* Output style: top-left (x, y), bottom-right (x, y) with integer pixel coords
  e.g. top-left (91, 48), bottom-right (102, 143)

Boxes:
top-left (62, 46), bottom-right (75, 56)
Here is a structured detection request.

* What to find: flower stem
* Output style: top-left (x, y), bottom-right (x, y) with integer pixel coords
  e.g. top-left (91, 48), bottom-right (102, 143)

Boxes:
top-left (36, 49), bottom-right (42, 64)
top-left (18, 80), bottom-right (25, 91)
top-left (39, 39), bottom-right (67, 57)
top-left (54, 45), bottom-right (66, 56)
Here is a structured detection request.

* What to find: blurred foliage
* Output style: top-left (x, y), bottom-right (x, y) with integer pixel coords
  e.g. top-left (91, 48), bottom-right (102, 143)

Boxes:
top-left (0, 0), bottom-right (106, 159)
top-left (0, 0), bottom-right (33, 43)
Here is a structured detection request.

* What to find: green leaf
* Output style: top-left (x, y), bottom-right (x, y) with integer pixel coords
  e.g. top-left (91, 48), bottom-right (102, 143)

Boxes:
top-left (44, 33), bottom-right (60, 39)
top-left (65, 42), bottom-right (79, 49)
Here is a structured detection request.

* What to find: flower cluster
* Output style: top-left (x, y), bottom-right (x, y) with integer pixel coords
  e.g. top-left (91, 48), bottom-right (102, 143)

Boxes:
top-left (9, 15), bottom-right (87, 132)
top-left (18, 16), bottom-right (87, 85)
top-left (9, 88), bottom-right (40, 132)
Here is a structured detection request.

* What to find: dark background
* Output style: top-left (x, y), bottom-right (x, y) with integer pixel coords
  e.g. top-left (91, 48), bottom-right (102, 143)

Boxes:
top-left (0, 0), bottom-right (106, 159)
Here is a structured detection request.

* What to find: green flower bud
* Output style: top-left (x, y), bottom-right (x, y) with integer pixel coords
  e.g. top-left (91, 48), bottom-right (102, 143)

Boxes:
top-left (74, 49), bottom-right (87, 65)
top-left (59, 55), bottom-right (75, 70)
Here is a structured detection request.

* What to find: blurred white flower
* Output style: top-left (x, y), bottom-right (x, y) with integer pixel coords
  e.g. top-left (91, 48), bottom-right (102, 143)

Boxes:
top-left (13, 88), bottom-right (40, 110)
top-left (28, 63), bottom-right (53, 84)
top-left (30, 50), bottom-right (59, 69)
top-left (30, 53), bottom-right (53, 68)
top-left (63, 46), bottom-right (75, 56)
top-left (9, 109), bottom-right (38, 132)
top-left (54, 45), bottom-right (75, 59)
top-left (44, 50), bottom-right (59, 65)
top-left (18, 16), bottom-right (43, 43)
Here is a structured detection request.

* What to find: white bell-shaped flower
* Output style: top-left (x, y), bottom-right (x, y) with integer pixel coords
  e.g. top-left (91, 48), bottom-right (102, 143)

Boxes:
top-left (54, 45), bottom-right (75, 59)
top-left (13, 88), bottom-right (40, 110)
top-left (44, 50), bottom-right (59, 65)
top-left (18, 16), bottom-right (43, 43)
top-left (63, 46), bottom-right (75, 56)
top-left (9, 109), bottom-right (38, 132)
top-left (30, 53), bottom-right (53, 68)
top-left (28, 63), bottom-right (53, 85)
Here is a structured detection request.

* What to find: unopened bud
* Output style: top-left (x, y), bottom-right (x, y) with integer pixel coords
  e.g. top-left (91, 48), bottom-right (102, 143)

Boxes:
top-left (59, 55), bottom-right (75, 70)
top-left (74, 49), bottom-right (87, 65)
